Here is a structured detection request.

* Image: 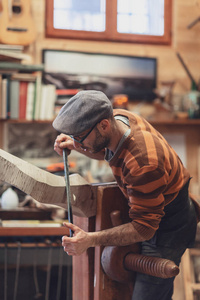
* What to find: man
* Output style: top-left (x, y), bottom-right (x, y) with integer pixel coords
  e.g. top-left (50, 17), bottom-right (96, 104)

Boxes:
top-left (53, 90), bottom-right (198, 300)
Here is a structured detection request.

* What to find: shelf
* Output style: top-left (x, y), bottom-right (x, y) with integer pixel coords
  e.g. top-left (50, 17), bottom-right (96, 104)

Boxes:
top-left (0, 62), bottom-right (44, 72)
top-left (1, 117), bottom-right (200, 126)
top-left (0, 208), bottom-right (52, 220)
top-left (149, 118), bottom-right (200, 126)
top-left (0, 242), bottom-right (63, 248)
top-left (0, 119), bottom-right (52, 124)
top-left (0, 226), bottom-right (69, 236)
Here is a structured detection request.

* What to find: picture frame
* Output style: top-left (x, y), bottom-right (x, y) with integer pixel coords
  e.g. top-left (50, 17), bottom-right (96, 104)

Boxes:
top-left (42, 50), bottom-right (157, 101)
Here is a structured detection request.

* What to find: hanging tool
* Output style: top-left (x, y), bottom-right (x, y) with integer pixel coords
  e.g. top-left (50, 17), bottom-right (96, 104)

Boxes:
top-left (13, 242), bottom-right (21, 300)
top-left (45, 239), bottom-right (53, 300)
top-left (187, 16), bottom-right (200, 29)
top-left (66, 258), bottom-right (72, 300)
top-left (63, 148), bottom-right (73, 237)
top-left (176, 52), bottom-right (198, 89)
top-left (56, 240), bottom-right (64, 300)
top-left (4, 243), bottom-right (7, 300)
top-left (33, 243), bottom-right (42, 299)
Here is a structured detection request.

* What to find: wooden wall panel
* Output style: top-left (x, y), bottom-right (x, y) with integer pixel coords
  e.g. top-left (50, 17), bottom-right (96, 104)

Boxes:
top-left (152, 123), bottom-right (200, 194)
top-left (28, 0), bottom-right (200, 95)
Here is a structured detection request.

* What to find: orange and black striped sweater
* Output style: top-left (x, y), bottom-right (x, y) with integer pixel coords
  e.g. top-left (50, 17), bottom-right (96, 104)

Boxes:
top-left (107, 109), bottom-right (190, 241)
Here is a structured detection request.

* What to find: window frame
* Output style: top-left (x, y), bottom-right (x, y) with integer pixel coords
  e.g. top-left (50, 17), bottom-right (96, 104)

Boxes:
top-left (45, 0), bottom-right (172, 45)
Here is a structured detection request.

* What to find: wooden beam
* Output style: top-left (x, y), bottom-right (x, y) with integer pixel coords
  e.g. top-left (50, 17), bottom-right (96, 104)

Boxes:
top-left (0, 149), bottom-right (96, 217)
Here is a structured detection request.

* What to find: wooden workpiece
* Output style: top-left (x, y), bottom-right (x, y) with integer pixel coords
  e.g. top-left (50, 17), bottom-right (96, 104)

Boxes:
top-left (0, 149), bottom-right (96, 217)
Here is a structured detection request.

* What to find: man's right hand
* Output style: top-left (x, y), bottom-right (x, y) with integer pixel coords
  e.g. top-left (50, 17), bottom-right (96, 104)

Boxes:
top-left (54, 133), bottom-right (74, 156)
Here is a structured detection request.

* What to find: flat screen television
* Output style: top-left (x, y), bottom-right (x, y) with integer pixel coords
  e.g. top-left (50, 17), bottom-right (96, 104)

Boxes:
top-left (42, 50), bottom-right (157, 101)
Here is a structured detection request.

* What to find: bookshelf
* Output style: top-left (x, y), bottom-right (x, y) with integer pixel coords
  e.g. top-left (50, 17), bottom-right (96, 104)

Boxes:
top-left (0, 61), bottom-right (59, 161)
top-left (0, 62), bottom-right (57, 122)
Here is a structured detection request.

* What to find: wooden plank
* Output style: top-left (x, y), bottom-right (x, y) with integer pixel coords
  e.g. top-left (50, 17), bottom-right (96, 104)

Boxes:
top-left (182, 249), bottom-right (195, 300)
top-left (152, 124), bottom-right (200, 186)
top-left (173, 264), bottom-right (186, 300)
top-left (0, 242), bottom-right (63, 248)
top-left (191, 283), bottom-right (200, 291)
top-left (190, 248), bottom-right (200, 256)
top-left (71, 184), bottom-right (134, 300)
top-left (72, 215), bottom-right (95, 300)
top-left (0, 149), bottom-right (96, 217)
top-left (93, 185), bottom-right (134, 300)
top-left (198, 146), bottom-right (200, 195)
top-left (0, 227), bottom-right (68, 236)
top-left (0, 121), bottom-right (3, 149)
top-left (0, 207), bottom-right (53, 220)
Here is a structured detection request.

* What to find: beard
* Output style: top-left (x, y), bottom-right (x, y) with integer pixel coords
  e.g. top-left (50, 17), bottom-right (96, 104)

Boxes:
top-left (92, 127), bottom-right (110, 153)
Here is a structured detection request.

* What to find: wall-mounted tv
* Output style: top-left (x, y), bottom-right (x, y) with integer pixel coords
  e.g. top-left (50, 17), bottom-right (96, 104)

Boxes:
top-left (42, 50), bottom-right (157, 101)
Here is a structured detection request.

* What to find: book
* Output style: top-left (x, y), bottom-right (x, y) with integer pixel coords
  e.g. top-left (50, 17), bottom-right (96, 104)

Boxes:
top-left (39, 84), bottom-right (48, 120)
top-left (0, 50), bottom-right (32, 64)
top-left (1, 77), bottom-right (9, 119)
top-left (19, 81), bottom-right (28, 119)
top-left (11, 72), bottom-right (37, 82)
top-left (45, 84), bottom-right (56, 120)
top-left (0, 53), bottom-right (22, 63)
top-left (0, 75), bottom-right (11, 119)
top-left (0, 74), bottom-right (2, 118)
top-left (6, 75), bottom-right (11, 118)
top-left (0, 44), bottom-right (24, 52)
top-left (26, 81), bottom-right (35, 120)
top-left (40, 84), bottom-right (56, 120)
top-left (33, 74), bottom-right (42, 120)
top-left (10, 80), bottom-right (20, 119)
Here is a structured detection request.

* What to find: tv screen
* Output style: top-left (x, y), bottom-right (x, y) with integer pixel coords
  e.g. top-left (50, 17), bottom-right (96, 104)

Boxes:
top-left (42, 50), bottom-right (157, 101)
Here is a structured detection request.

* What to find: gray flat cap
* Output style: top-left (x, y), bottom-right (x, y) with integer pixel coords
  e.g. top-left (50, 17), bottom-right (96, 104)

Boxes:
top-left (52, 90), bottom-right (113, 135)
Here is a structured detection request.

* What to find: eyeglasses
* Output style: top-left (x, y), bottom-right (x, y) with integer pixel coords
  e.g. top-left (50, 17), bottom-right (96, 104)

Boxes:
top-left (70, 123), bottom-right (98, 144)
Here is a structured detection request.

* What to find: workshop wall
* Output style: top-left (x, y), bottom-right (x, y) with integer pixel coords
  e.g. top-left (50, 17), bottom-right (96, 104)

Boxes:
top-left (27, 0), bottom-right (200, 95)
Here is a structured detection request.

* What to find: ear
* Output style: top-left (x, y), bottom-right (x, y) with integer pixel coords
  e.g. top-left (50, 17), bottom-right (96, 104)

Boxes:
top-left (98, 119), bottom-right (110, 133)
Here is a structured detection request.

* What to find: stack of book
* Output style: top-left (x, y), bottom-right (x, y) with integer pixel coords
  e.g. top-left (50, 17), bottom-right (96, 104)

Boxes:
top-left (0, 61), bottom-right (57, 121)
top-left (0, 44), bottom-right (32, 64)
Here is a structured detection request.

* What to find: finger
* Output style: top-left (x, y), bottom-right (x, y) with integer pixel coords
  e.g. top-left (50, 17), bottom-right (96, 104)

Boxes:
top-left (56, 133), bottom-right (67, 142)
top-left (63, 222), bottom-right (79, 232)
top-left (62, 234), bottom-right (73, 244)
top-left (62, 232), bottom-right (76, 244)
top-left (63, 247), bottom-right (70, 255)
top-left (66, 251), bottom-right (74, 256)
top-left (63, 244), bottom-right (75, 256)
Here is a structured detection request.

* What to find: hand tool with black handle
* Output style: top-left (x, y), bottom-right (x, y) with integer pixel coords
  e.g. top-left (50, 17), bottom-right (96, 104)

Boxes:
top-left (63, 149), bottom-right (73, 237)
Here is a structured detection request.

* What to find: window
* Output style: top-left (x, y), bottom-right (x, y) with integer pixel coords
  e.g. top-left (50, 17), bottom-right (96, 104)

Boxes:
top-left (46, 0), bottom-right (172, 44)
top-left (53, 0), bottom-right (106, 32)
